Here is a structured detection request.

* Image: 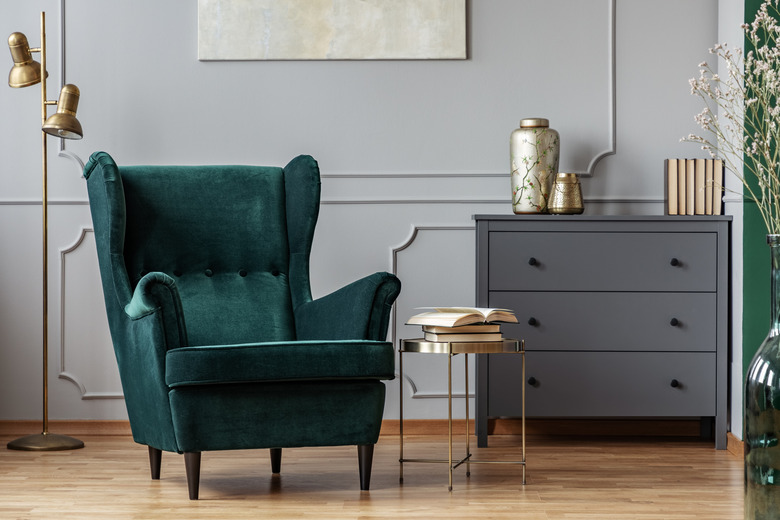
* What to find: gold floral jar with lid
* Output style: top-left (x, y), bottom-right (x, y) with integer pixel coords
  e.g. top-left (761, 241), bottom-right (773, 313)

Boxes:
top-left (510, 118), bottom-right (560, 213)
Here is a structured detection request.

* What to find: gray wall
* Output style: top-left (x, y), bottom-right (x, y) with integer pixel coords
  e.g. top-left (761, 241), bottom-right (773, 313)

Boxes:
top-left (0, 0), bottom-right (739, 426)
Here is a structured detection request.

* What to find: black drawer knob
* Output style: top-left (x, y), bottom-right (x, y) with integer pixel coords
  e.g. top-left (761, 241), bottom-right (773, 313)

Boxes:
top-left (670, 379), bottom-right (680, 388)
top-left (528, 257), bottom-right (538, 266)
top-left (527, 377), bottom-right (538, 386)
top-left (670, 258), bottom-right (681, 267)
top-left (528, 317), bottom-right (538, 326)
top-left (670, 318), bottom-right (680, 327)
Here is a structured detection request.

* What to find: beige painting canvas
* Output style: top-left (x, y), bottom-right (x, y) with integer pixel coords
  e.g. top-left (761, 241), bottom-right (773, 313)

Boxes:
top-left (198, 0), bottom-right (466, 60)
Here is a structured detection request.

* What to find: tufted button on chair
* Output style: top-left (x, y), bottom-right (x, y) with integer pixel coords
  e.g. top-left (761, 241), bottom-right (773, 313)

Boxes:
top-left (83, 152), bottom-right (401, 499)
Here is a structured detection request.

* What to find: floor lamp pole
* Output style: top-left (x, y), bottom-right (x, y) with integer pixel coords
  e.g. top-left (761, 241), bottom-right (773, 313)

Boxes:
top-left (7, 12), bottom-right (84, 452)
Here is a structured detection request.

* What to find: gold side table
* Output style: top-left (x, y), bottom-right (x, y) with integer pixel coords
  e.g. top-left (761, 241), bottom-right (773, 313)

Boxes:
top-left (399, 338), bottom-right (526, 491)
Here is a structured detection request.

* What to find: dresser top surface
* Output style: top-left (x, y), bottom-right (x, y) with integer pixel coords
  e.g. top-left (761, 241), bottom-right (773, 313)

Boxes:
top-left (474, 214), bottom-right (732, 222)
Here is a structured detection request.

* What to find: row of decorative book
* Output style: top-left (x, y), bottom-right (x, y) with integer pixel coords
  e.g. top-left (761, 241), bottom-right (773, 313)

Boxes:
top-left (665, 158), bottom-right (724, 216)
top-left (406, 307), bottom-right (518, 342)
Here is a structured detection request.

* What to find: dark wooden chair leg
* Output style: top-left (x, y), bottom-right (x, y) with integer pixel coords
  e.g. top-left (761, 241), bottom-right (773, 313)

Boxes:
top-left (184, 452), bottom-right (201, 500)
top-left (148, 446), bottom-right (162, 480)
top-left (357, 444), bottom-right (374, 491)
top-left (270, 448), bottom-right (282, 474)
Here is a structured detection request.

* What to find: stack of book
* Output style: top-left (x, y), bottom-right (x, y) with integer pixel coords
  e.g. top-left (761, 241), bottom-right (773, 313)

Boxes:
top-left (406, 307), bottom-right (518, 342)
top-left (665, 158), bottom-right (724, 216)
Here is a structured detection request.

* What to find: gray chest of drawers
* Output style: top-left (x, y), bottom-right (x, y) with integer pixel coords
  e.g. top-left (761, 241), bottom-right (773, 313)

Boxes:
top-left (474, 215), bottom-right (731, 449)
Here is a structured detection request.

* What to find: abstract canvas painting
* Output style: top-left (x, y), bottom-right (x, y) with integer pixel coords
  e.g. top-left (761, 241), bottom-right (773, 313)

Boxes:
top-left (198, 0), bottom-right (466, 60)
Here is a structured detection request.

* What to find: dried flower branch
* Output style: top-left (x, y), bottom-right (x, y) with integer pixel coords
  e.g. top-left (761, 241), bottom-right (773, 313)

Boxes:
top-left (684, 0), bottom-right (780, 234)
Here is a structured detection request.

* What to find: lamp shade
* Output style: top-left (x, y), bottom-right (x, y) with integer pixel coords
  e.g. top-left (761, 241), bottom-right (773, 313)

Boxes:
top-left (42, 84), bottom-right (82, 139)
top-left (7, 32), bottom-right (45, 88)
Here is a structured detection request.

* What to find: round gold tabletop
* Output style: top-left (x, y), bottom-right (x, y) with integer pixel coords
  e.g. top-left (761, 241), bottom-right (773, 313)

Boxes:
top-left (400, 338), bottom-right (522, 354)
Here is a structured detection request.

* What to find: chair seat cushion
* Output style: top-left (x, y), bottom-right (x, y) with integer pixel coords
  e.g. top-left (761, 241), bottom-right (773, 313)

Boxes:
top-left (165, 340), bottom-right (395, 388)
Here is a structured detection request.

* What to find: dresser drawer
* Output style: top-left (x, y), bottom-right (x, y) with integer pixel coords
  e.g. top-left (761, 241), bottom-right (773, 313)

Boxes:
top-left (488, 232), bottom-right (717, 292)
top-left (490, 291), bottom-right (717, 352)
top-left (487, 351), bottom-right (716, 417)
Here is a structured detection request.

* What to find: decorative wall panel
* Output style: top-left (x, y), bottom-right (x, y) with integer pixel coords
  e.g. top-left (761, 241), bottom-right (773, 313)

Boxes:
top-left (0, 0), bottom-right (726, 424)
top-left (59, 228), bottom-right (122, 399)
top-left (389, 226), bottom-right (475, 418)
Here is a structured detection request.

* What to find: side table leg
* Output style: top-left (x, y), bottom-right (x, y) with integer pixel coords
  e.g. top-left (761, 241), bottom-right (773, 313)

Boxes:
top-left (399, 348), bottom-right (404, 484)
top-left (465, 353), bottom-right (470, 478)
top-left (448, 351), bottom-right (453, 492)
top-left (522, 340), bottom-right (526, 485)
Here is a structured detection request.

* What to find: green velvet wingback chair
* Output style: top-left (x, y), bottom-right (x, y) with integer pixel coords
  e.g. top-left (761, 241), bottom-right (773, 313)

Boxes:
top-left (83, 151), bottom-right (400, 499)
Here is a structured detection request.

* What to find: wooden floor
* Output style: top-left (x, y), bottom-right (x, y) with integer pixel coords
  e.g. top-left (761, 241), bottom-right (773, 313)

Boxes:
top-left (0, 434), bottom-right (742, 519)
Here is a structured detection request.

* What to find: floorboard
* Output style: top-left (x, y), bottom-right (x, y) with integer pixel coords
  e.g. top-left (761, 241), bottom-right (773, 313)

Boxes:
top-left (0, 434), bottom-right (742, 519)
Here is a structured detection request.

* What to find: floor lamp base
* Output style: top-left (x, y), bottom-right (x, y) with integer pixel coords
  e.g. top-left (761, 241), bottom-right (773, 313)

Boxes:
top-left (7, 432), bottom-right (84, 451)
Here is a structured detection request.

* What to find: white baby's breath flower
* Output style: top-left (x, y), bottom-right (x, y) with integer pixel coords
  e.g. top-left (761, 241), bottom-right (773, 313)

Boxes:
top-left (684, 0), bottom-right (780, 234)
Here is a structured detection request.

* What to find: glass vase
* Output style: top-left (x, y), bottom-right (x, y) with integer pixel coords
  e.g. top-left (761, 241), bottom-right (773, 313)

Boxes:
top-left (745, 234), bottom-right (780, 519)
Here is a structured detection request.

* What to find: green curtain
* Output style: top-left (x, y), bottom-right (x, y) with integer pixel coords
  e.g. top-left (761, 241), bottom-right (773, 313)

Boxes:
top-left (742, 0), bottom-right (772, 376)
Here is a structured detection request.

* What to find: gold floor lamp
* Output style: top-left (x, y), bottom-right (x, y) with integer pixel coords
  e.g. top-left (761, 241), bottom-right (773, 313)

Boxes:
top-left (6, 11), bottom-right (84, 451)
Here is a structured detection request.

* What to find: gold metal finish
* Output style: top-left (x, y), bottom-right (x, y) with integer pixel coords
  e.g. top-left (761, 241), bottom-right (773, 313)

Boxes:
top-left (399, 338), bottom-right (526, 491)
top-left (448, 352), bottom-right (453, 491)
top-left (548, 172), bottom-right (584, 214)
top-left (400, 339), bottom-right (522, 355)
top-left (7, 432), bottom-right (86, 451)
top-left (6, 12), bottom-right (84, 452)
top-left (7, 32), bottom-right (45, 87)
top-left (399, 345), bottom-right (404, 483)
top-left (519, 118), bottom-right (549, 128)
top-left (42, 84), bottom-right (83, 139)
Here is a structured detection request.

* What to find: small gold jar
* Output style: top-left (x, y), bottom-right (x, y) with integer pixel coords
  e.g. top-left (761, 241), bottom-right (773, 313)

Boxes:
top-left (548, 173), bottom-right (584, 214)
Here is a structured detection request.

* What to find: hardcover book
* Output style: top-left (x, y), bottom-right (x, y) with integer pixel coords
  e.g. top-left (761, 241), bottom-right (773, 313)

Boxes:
top-left (407, 307), bottom-right (518, 327)
top-left (664, 158), bottom-right (724, 216)
top-left (423, 331), bottom-right (503, 342)
top-left (422, 324), bottom-right (501, 334)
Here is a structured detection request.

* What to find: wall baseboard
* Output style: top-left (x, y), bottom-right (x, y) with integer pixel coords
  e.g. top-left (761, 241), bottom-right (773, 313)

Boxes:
top-left (383, 418), bottom-right (706, 437)
top-left (0, 419), bottom-right (734, 448)
top-left (0, 421), bottom-right (132, 437)
top-left (727, 432), bottom-right (744, 458)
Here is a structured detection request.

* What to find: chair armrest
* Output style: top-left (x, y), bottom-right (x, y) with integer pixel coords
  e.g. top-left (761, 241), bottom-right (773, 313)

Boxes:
top-left (295, 272), bottom-right (401, 341)
top-left (125, 272), bottom-right (188, 349)
top-left (112, 272), bottom-right (188, 452)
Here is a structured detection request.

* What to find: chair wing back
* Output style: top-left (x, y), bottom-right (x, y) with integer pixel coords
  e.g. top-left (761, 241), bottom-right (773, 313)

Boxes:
top-left (84, 152), bottom-right (321, 347)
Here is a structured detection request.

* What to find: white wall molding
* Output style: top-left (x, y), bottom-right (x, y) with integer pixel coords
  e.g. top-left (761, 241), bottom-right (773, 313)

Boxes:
top-left (317, 0), bottom-right (616, 178)
top-left (0, 197), bottom-right (666, 206)
top-left (0, 201), bottom-right (89, 206)
top-left (323, 197), bottom-right (664, 205)
top-left (56, 0), bottom-right (85, 172)
top-left (391, 225), bottom-right (475, 400)
top-left (58, 227), bottom-right (123, 400)
top-left (400, 371), bottom-right (470, 400)
top-left (322, 172), bottom-right (509, 179)
top-left (54, 197), bottom-right (663, 205)
top-left (322, 199), bottom-right (508, 205)
top-left (586, 0), bottom-right (617, 176)
top-left (58, 149), bottom-right (85, 172)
